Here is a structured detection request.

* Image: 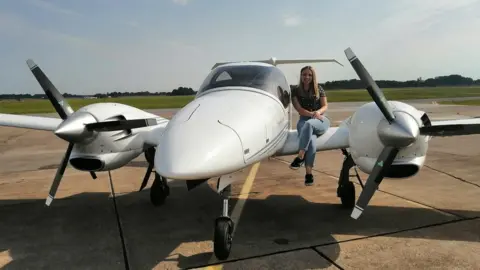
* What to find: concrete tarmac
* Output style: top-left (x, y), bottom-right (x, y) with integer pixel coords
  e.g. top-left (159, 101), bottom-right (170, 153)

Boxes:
top-left (0, 101), bottom-right (480, 269)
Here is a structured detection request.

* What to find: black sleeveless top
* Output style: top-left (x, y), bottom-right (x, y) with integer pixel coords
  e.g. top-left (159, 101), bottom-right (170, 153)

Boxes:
top-left (291, 85), bottom-right (326, 111)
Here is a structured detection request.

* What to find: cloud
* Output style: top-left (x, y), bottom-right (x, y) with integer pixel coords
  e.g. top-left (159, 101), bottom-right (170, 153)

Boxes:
top-left (378, 0), bottom-right (480, 35)
top-left (283, 15), bottom-right (302, 27)
top-left (125, 20), bottom-right (139, 28)
top-left (172, 0), bottom-right (189, 6)
top-left (29, 0), bottom-right (80, 16)
top-left (0, 11), bottom-right (104, 53)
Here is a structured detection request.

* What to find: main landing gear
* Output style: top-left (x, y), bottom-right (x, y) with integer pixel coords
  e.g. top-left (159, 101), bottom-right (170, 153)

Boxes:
top-left (337, 148), bottom-right (364, 209)
top-left (150, 173), bottom-right (170, 206)
top-left (139, 147), bottom-right (171, 206)
top-left (213, 183), bottom-right (235, 260)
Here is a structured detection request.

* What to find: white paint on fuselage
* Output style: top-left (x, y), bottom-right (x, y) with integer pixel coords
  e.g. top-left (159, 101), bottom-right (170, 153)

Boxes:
top-left (155, 87), bottom-right (290, 180)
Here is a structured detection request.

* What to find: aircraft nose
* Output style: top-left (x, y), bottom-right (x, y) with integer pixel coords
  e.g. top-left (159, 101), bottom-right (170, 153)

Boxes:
top-left (154, 119), bottom-right (245, 180)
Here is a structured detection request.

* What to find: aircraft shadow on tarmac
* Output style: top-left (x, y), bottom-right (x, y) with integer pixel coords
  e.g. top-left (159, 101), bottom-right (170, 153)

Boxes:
top-left (0, 171), bottom-right (479, 270)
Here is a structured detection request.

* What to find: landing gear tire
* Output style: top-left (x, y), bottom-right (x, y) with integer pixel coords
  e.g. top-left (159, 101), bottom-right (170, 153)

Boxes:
top-left (338, 181), bottom-right (355, 209)
top-left (213, 216), bottom-right (234, 260)
top-left (150, 173), bottom-right (170, 206)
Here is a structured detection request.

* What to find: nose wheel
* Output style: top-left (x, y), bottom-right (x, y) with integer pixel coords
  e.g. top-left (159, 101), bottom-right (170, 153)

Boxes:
top-left (150, 173), bottom-right (170, 206)
top-left (213, 185), bottom-right (235, 260)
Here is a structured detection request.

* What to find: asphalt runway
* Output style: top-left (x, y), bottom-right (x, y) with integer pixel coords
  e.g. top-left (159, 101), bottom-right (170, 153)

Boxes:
top-left (0, 101), bottom-right (480, 269)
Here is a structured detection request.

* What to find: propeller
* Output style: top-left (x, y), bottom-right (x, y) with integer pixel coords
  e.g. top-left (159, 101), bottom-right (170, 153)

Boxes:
top-left (345, 47), bottom-right (480, 219)
top-left (85, 118), bottom-right (160, 132)
top-left (26, 59), bottom-right (98, 206)
top-left (27, 59), bottom-right (163, 205)
top-left (344, 48), bottom-right (418, 219)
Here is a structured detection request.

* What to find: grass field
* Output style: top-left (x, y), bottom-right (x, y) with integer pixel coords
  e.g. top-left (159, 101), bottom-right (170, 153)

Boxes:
top-left (439, 99), bottom-right (480, 106)
top-left (2, 86), bottom-right (480, 114)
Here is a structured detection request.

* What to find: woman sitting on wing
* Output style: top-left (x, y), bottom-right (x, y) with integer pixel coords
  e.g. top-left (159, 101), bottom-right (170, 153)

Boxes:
top-left (289, 65), bottom-right (331, 186)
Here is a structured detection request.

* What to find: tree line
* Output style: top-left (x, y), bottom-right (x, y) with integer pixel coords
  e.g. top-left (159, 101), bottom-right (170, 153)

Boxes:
top-left (1, 74), bottom-right (479, 100)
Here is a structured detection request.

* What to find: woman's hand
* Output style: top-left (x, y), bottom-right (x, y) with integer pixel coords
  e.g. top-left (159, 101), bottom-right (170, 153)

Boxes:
top-left (312, 111), bottom-right (323, 120)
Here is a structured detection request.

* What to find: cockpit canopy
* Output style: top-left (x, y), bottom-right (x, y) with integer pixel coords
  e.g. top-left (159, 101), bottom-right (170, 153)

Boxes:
top-left (197, 64), bottom-right (291, 108)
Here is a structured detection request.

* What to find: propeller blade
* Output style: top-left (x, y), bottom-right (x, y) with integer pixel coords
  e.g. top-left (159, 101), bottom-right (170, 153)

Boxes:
top-left (46, 142), bottom-right (74, 206)
top-left (26, 59), bottom-right (74, 120)
top-left (139, 163), bottom-right (154, 191)
top-left (85, 118), bottom-right (159, 132)
top-left (351, 146), bottom-right (399, 219)
top-left (419, 123), bottom-right (480, 137)
top-left (344, 47), bottom-right (395, 123)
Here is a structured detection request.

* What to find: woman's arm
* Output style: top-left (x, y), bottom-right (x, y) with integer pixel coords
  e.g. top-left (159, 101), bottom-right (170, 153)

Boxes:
top-left (316, 96), bottom-right (328, 114)
top-left (292, 96), bottom-right (314, 117)
top-left (315, 86), bottom-right (328, 115)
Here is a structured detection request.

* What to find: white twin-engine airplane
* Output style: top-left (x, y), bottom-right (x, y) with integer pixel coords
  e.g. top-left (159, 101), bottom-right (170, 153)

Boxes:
top-left (1, 47), bottom-right (480, 261)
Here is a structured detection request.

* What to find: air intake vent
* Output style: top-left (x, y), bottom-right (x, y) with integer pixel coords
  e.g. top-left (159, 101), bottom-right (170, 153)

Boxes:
top-left (384, 164), bottom-right (419, 178)
top-left (70, 158), bottom-right (104, 171)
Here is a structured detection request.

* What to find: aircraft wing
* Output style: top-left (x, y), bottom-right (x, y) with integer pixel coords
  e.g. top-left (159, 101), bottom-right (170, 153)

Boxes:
top-left (137, 120), bottom-right (170, 148)
top-left (0, 113), bottom-right (62, 131)
top-left (274, 126), bottom-right (350, 156)
top-left (429, 117), bottom-right (480, 126)
top-left (420, 117), bottom-right (480, 137)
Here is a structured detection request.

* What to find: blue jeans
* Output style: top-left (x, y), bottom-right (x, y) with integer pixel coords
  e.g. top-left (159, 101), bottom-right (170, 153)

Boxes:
top-left (297, 115), bottom-right (331, 167)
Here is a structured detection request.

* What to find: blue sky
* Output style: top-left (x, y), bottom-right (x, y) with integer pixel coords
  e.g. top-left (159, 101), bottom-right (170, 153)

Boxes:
top-left (0, 0), bottom-right (479, 95)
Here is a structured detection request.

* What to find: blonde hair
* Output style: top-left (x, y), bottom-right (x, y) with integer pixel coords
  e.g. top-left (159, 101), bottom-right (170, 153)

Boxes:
top-left (298, 65), bottom-right (319, 98)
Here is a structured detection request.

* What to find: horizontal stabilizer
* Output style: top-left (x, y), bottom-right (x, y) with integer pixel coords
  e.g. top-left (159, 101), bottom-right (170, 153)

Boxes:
top-left (0, 113), bottom-right (62, 131)
top-left (212, 57), bottom-right (343, 69)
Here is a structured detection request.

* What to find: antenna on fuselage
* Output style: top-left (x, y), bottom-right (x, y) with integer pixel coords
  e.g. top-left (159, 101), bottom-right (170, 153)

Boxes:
top-left (211, 57), bottom-right (344, 69)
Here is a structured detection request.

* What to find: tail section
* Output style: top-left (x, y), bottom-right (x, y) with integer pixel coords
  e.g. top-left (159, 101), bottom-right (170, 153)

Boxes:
top-left (212, 57), bottom-right (343, 69)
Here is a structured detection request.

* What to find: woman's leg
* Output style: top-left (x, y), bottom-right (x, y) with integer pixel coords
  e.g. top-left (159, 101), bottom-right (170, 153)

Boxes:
top-left (302, 118), bottom-right (331, 185)
top-left (289, 117), bottom-right (307, 169)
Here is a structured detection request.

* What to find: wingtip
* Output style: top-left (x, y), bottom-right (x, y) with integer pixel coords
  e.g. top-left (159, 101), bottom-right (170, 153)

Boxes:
top-left (26, 59), bottom-right (37, 70)
top-left (344, 47), bottom-right (356, 61)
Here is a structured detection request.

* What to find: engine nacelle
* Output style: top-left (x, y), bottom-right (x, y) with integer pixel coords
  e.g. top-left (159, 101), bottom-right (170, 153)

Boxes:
top-left (347, 101), bottom-right (429, 178)
top-left (63, 102), bottom-right (163, 172)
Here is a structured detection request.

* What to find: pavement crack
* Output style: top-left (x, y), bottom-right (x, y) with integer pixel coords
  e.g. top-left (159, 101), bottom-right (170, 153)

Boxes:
top-left (315, 216), bottom-right (479, 248)
top-left (189, 245), bottom-right (340, 269)
top-left (311, 247), bottom-right (344, 269)
top-left (108, 171), bottom-right (131, 270)
top-left (191, 217), bottom-right (479, 269)
top-left (377, 189), bottom-right (464, 218)
top-left (272, 157), bottom-right (459, 218)
top-left (424, 164), bottom-right (480, 188)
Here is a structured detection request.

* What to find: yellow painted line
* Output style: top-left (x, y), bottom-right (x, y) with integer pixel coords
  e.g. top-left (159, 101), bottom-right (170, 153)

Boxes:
top-left (230, 162), bottom-right (261, 234)
top-left (204, 265), bottom-right (223, 270)
top-left (206, 162), bottom-right (261, 267)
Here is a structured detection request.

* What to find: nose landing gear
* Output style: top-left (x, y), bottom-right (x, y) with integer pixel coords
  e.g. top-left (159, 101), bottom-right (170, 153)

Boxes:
top-left (213, 185), bottom-right (235, 260)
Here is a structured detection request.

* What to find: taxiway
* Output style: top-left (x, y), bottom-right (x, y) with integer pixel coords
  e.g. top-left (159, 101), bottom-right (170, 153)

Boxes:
top-left (0, 101), bottom-right (479, 269)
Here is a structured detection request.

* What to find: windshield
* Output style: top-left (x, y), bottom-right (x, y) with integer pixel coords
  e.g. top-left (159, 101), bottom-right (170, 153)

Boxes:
top-left (197, 64), bottom-right (291, 108)
top-left (198, 65), bottom-right (276, 93)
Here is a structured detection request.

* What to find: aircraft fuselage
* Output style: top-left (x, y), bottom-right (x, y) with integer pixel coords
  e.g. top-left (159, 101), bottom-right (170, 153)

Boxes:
top-left (155, 63), bottom-right (293, 180)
